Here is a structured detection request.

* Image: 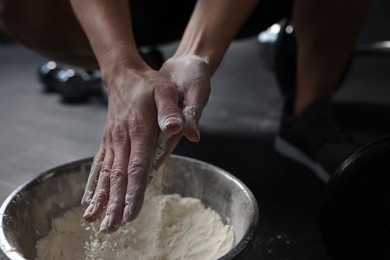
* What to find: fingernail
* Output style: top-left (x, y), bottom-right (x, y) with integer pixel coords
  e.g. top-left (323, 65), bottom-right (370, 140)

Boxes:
top-left (123, 205), bottom-right (132, 222)
top-left (83, 203), bottom-right (95, 219)
top-left (100, 215), bottom-right (111, 232)
top-left (163, 116), bottom-right (182, 132)
top-left (186, 126), bottom-right (201, 143)
top-left (194, 127), bottom-right (201, 142)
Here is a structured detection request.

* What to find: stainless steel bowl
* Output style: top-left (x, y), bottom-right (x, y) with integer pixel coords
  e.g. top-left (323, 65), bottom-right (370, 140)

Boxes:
top-left (0, 155), bottom-right (259, 260)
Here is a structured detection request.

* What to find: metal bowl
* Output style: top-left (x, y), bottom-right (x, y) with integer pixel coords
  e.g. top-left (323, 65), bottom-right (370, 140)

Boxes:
top-left (0, 155), bottom-right (259, 260)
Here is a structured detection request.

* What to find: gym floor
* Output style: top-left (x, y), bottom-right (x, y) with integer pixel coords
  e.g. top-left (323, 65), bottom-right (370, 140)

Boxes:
top-left (1, 0), bottom-right (389, 259)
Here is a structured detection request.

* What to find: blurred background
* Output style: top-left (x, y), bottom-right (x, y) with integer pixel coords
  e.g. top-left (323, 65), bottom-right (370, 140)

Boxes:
top-left (0, 0), bottom-right (389, 259)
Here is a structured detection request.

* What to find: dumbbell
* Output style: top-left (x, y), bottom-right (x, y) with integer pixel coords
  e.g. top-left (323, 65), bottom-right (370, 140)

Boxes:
top-left (54, 68), bottom-right (104, 104)
top-left (38, 47), bottom-right (164, 103)
top-left (38, 61), bottom-right (105, 104)
top-left (38, 61), bottom-right (63, 93)
top-left (320, 135), bottom-right (390, 259)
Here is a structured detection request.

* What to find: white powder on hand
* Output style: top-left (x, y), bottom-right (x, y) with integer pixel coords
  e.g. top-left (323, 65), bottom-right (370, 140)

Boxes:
top-left (36, 189), bottom-right (234, 260)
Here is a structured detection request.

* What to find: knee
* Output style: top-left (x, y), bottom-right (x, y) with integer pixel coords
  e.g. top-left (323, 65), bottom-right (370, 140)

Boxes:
top-left (1, 0), bottom-right (92, 62)
top-left (1, 0), bottom-right (47, 48)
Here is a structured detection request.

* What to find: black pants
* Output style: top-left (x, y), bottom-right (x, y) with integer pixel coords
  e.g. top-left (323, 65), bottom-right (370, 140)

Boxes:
top-left (130, 0), bottom-right (292, 46)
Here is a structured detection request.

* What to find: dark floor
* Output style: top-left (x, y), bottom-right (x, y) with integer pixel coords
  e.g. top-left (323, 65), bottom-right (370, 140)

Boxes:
top-left (1, 0), bottom-right (390, 259)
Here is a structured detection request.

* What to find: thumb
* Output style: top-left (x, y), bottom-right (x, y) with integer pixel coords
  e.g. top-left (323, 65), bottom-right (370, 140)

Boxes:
top-left (154, 83), bottom-right (184, 135)
top-left (182, 105), bottom-right (201, 143)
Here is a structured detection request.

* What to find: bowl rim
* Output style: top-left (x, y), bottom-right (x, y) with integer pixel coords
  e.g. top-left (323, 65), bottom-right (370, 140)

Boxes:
top-left (0, 155), bottom-right (259, 260)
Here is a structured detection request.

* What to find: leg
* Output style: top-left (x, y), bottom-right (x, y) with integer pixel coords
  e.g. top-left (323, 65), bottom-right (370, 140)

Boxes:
top-left (1, 0), bottom-right (97, 68)
top-left (292, 0), bottom-right (373, 116)
top-left (0, 0), bottom-right (200, 69)
top-left (274, 0), bottom-right (374, 181)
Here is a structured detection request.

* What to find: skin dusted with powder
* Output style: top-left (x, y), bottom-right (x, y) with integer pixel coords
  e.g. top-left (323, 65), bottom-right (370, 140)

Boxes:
top-left (81, 105), bottom-right (200, 231)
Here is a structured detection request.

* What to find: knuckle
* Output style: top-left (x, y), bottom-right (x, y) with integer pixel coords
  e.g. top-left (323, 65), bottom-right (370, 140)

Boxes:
top-left (93, 190), bottom-right (109, 203)
top-left (158, 105), bottom-right (180, 119)
top-left (128, 119), bottom-right (143, 135)
top-left (112, 124), bottom-right (127, 145)
top-left (101, 164), bottom-right (112, 175)
top-left (127, 156), bottom-right (148, 176)
top-left (110, 167), bottom-right (125, 182)
top-left (127, 160), bottom-right (153, 182)
top-left (108, 197), bottom-right (123, 209)
top-left (128, 116), bottom-right (155, 136)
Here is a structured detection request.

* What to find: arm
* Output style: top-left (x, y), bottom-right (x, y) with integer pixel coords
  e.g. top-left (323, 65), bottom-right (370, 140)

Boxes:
top-left (160, 0), bottom-right (260, 142)
top-left (176, 0), bottom-right (260, 74)
top-left (70, 0), bottom-right (184, 232)
top-left (72, 0), bottom-right (260, 233)
top-left (69, 0), bottom-right (142, 80)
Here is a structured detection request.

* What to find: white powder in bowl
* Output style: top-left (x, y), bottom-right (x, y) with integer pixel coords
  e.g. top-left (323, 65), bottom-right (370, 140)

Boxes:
top-left (35, 191), bottom-right (234, 260)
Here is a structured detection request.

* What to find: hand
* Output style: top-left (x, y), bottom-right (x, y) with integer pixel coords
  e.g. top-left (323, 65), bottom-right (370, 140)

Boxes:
top-left (81, 64), bottom-right (185, 233)
top-left (159, 54), bottom-right (211, 147)
top-left (80, 54), bottom-right (211, 233)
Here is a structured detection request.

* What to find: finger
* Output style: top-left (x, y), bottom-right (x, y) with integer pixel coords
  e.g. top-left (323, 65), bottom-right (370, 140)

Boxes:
top-left (181, 80), bottom-right (210, 143)
top-left (151, 131), bottom-right (171, 176)
top-left (81, 161), bottom-right (102, 205)
top-left (149, 132), bottom-right (183, 183)
top-left (81, 149), bottom-right (105, 205)
top-left (100, 126), bottom-right (130, 233)
top-left (154, 84), bottom-right (183, 136)
top-left (182, 105), bottom-right (201, 143)
top-left (83, 148), bottom-right (114, 222)
top-left (123, 126), bottom-right (155, 222)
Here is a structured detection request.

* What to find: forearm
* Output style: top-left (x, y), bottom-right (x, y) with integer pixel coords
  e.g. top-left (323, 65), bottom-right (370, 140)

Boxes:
top-left (175, 0), bottom-right (260, 74)
top-left (69, 0), bottom-right (145, 85)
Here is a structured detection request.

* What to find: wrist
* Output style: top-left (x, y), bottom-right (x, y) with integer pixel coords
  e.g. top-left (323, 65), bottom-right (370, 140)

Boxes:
top-left (99, 50), bottom-right (148, 89)
top-left (171, 51), bottom-right (212, 74)
top-left (174, 33), bottom-right (227, 76)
